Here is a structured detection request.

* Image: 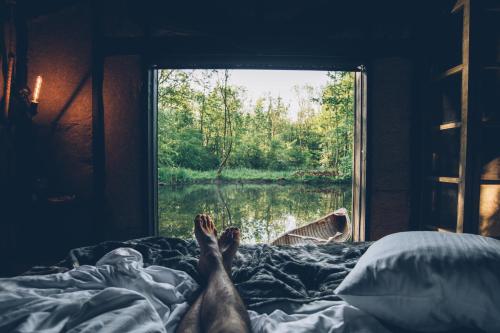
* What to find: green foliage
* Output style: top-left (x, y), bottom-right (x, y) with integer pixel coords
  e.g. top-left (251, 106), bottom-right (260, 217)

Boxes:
top-left (157, 70), bottom-right (354, 181)
top-left (158, 167), bottom-right (351, 185)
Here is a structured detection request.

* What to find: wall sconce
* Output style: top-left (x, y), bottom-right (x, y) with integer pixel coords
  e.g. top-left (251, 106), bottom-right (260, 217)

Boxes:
top-left (29, 75), bottom-right (43, 116)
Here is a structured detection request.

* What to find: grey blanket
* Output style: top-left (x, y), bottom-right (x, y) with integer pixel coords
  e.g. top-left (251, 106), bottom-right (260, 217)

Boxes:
top-left (25, 237), bottom-right (371, 310)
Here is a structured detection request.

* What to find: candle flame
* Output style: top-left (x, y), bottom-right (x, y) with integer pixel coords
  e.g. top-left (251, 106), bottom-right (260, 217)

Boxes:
top-left (32, 75), bottom-right (43, 103)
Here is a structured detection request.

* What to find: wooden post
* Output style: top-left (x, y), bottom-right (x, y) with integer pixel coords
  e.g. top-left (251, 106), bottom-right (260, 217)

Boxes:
top-left (457, 0), bottom-right (480, 234)
top-left (353, 67), bottom-right (367, 241)
top-left (91, 0), bottom-right (107, 240)
top-left (3, 1), bottom-right (17, 121)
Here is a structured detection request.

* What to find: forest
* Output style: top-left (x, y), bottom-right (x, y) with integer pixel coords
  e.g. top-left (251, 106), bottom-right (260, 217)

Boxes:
top-left (157, 69), bottom-right (354, 185)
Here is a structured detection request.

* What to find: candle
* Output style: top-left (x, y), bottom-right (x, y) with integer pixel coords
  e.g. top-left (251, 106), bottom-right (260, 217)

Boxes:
top-left (32, 75), bottom-right (43, 103)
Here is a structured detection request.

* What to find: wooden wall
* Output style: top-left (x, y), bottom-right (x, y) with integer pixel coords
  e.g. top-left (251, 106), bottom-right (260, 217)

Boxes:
top-left (477, 12), bottom-right (500, 236)
top-left (27, 1), bottom-right (93, 203)
top-left (368, 58), bottom-right (414, 240)
top-left (103, 55), bottom-right (146, 240)
top-left (0, 5), bottom-right (11, 271)
top-left (1, 1), bottom-right (97, 273)
top-left (20, 3), bottom-right (149, 251)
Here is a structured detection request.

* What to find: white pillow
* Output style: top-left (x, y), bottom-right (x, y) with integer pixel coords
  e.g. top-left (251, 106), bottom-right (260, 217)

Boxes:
top-left (335, 231), bottom-right (500, 332)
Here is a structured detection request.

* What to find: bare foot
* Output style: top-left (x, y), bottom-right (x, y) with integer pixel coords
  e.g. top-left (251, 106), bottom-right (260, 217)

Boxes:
top-left (218, 227), bottom-right (240, 274)
top-left (194, 214), bottom-right (223, 278)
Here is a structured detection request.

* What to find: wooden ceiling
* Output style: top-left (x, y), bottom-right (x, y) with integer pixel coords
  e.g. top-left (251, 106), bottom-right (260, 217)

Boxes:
top-left (17, 0), bottom-right (456, 62)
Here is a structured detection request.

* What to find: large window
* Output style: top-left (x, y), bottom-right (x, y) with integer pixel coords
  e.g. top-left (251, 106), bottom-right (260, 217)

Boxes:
top-left (155, 69), bottom-right (362, 243)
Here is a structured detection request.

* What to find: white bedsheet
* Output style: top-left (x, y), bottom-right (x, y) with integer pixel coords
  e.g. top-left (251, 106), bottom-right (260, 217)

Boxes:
top-left (0, 248), bottom-right (389, 333)
top-left (249, 300), bottom-right (390, 333)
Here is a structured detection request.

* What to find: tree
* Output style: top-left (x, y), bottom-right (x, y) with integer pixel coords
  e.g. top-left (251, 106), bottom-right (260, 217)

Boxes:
top-left (217, 70), bottom-right (234, 177)
top-left (156, 69), bottom-right (354, 178)
top-left (318, 72), bottom-right (355, 177)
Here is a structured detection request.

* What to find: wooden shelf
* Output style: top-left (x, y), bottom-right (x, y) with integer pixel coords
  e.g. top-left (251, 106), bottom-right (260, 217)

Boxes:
top-left (451, 0), bottom-right (464, 14)
top-left (421, 0), bottom-right (495, 236)
top-left (483, 64), bottom-right (500, 70)
top-left (485, 6), bottom-right (500, 13)
top-left (429, 176), bottom-right (461, 184)
top-left (435, 64), bottom-right (463, 81)
top-left (423, 224), bottom-right (455, 233)
top-left (434, 122), bottom-right (461, 131)
top-left (482, 119), bottom-right (500, 128)
top-left (481, 179), bottom-right (500, 185)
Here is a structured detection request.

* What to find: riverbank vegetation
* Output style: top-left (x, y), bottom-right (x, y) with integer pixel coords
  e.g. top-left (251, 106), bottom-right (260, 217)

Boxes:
top-left (158, 167), bottom-right (351, 186)
top-left (158, 70), bottom-right (354, 185)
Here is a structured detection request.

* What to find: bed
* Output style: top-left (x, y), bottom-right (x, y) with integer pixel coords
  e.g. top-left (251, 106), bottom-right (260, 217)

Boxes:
top-left (23, 237), bottom-right (371, 311)
top-left (2, 234), bottom-right (498, 332)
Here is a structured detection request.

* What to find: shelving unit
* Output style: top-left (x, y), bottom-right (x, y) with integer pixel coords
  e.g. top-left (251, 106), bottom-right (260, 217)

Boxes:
top-left (428, 177), bottom-right (461, 184)
top-left (476, 0), bottom-right (500, 237)
top-left (435, 122), bottom-right (461, 131)
top-left (434, 64), bottom-right (463, 81)
top-left (421, 0), bottom-right (500, 236)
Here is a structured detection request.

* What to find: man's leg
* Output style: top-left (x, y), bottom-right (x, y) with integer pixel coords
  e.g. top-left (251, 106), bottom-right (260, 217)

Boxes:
top-left (176, 218), bottom-right (245, 333)
top-left (195, 214), bottom-right (251, 333)
top-left (176, 292), bottom-right (203, 333)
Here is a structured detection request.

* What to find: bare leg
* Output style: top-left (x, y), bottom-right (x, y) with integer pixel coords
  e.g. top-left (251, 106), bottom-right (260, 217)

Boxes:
top-left (176, 217), bottom-right (245, 333)
top-left (175, 292), bottom-right (203, 333)
top-left (218, 226), bottom-right (240, 276)
top-left (196, 214), bottom-right (251, 333)
top-left (199, 267), bottom-right (251, 333)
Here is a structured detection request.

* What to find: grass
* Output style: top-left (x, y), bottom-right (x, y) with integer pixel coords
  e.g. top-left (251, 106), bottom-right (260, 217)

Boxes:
top-left (158, 167), bottom-right (351, 186)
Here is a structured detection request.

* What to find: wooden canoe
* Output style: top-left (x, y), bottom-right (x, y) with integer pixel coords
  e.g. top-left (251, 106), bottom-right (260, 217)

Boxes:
top-left (270, 208), bottom-right (351, 245)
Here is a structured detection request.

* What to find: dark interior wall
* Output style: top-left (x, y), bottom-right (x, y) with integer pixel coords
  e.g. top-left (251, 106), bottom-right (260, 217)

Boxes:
top-left (24, 1), bottom-right (95, 251)
top-left (478, 7), bottom-right (500, 237)
top-left (1, 0), bottom-right (151, 273)
top-left (0, 8), bottom-right (10, 262)
top-left (27, 1), bottom-right (93, 200)
top-left (25, 2), bottom-right (149, 243)
top-left (368, 58), bottom-right (414, 240)
top-left (17, 1), bottom-right (149, 252)
top-left (0, 50), bottom-right (3, 103)
top-left (103, 55), bottom-right (146, 240)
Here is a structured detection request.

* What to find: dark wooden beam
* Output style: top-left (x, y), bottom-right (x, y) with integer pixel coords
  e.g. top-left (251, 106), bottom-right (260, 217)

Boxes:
top-left (101, 35), bottom-right (417, 63)
top-left (142, 19), bottom-right (158, 237)
top-left (460, 0), bottom-right (482, 234)
top-left (143, 68), bottom-right (158, 236)
top-left (91, 0), bottom-right (106, 241)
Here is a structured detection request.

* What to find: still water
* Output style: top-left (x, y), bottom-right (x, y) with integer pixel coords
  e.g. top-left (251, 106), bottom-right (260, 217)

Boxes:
top-left (158, 183), bottom-right (352, 244)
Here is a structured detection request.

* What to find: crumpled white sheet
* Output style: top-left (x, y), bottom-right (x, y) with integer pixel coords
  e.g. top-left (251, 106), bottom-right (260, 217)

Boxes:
top-left (249, 300), bottom-right (391, 333)
top-left (0, 248), bottom-right (390, 333)
top-left (0, 248), bottom-right (197, 333)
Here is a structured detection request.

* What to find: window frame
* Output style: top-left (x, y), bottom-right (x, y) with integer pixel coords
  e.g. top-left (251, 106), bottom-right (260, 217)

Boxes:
top-left (146, 58), bottom-right (368, 241)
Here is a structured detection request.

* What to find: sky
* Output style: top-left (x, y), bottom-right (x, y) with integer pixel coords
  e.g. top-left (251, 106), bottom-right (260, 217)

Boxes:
top-left (186, 69), bottom-right (331, 121)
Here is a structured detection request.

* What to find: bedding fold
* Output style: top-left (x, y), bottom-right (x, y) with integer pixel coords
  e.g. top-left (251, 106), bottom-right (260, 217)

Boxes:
top-left (0, 248), bottom-right (197, 333)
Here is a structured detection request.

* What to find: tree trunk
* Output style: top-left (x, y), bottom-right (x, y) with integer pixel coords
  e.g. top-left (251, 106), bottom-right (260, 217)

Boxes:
top-left (217, 70), bottom-right (233, 177)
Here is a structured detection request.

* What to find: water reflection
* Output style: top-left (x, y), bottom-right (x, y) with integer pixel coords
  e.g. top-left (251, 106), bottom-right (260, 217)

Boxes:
top-left (158, 183), bottom-right (352, 244)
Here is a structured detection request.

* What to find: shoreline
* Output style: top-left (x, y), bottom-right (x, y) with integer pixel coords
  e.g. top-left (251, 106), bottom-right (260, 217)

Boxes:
top-left (158, 179), bottom-right (352, 186)
top-left (158, 167), bottom-right (351, 187)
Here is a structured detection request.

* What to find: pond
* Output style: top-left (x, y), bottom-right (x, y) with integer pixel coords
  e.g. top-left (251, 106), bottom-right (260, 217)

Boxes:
top-left (158, 183), bottom-right (352, 244)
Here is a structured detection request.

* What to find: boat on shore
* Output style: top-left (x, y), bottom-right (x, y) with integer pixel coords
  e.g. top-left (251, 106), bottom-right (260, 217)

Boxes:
top-left (271, 208), bottom-right (351, 245)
